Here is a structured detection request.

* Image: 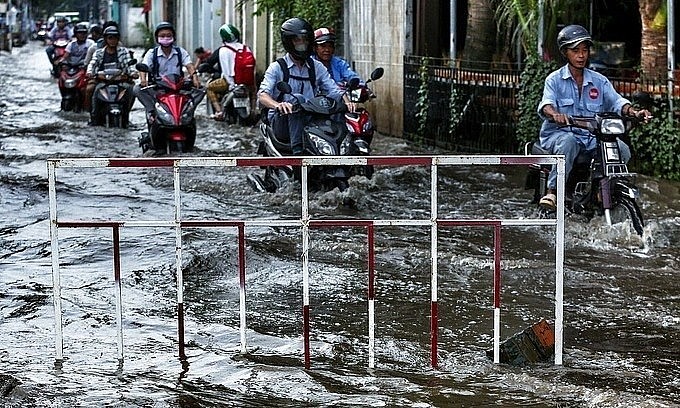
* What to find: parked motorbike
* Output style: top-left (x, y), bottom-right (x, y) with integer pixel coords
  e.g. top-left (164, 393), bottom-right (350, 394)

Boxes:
top-left (342, 67), bottom-right (384, 178)
top-left (197, 62), bottom-right (256, 125)
top-left (57, 61), bottom-right (88, 112)
top-left (136, 63), bottom-right (206, 154)
top-left (91, 60), bottom-right (137, 128)
top-left (247, 81), bottom-right (352, 194)
top-left (524, 112), bottom-right (648, 235)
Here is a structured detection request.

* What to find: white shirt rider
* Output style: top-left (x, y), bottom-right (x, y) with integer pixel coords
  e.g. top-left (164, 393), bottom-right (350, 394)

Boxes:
top-left (218, 41), bottom-right (244, 87)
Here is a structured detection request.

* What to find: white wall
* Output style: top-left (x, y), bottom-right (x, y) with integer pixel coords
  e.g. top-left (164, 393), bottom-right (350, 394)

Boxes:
top-left (347, 0), bottom-right (404, 137)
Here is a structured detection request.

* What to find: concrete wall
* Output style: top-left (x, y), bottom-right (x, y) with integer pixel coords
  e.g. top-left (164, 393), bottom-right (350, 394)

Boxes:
top-left (346, 0), bottom-right (404, 137)
top-left (126, 7), bottom-right (146, 47)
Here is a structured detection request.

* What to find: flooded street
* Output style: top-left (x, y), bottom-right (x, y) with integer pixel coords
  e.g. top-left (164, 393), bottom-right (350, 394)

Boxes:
top-left (1, 42), bottom-right (679, 407)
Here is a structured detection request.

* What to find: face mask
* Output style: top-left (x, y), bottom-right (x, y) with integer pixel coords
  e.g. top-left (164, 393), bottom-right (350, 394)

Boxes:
top-left (158, 37), bottom-right (174, 47)
top-left (294, 43), bottom-right (307, 52)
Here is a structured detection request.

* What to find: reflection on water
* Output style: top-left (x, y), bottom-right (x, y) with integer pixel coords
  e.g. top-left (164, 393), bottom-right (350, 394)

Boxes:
top-left (1, 42), bottom-right (679, 407)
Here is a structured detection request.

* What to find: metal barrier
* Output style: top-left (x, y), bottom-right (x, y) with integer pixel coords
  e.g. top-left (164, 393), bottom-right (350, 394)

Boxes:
top-left (48, 155), bottom-right (566, 369)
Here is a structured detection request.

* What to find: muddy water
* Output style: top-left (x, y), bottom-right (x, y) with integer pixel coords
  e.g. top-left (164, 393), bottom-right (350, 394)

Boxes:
top-left (0, 42), bottom-right (679, 407)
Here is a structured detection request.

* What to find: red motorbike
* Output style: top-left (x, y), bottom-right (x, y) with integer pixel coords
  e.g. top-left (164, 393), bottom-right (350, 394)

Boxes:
top-left (342, 67), bottom-right (384, 178)
top-left (49, 38), bottom-right (69, 77)
top-left (57, 61), bottom-right (88, 112)
top-left (136, 63), bottom-right (206, 154)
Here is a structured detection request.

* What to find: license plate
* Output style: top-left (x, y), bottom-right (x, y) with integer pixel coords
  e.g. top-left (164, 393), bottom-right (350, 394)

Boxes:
top-left (233, 98), bottom-right (249, 108)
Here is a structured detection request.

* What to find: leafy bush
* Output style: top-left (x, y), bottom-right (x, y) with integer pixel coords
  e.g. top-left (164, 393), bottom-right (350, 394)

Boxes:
top-left (515, 53), bottom-right (557, 148)
top-left (629, 99), bottom-right (680, 180)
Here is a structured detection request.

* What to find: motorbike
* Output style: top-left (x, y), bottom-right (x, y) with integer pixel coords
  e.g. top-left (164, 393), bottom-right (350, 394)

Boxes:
top-left (57, 61), bottom-right (88, 112)
top-left (341, 67), bottom-right (384, 178)
top-left (524, 112), bottom-right (648, 235)
top-left (49, 38), bottom-right (69, 77)
top-left (247, 81), bottom-right (353, 194)
top-left (197, 62), bottom-right (256, 125)
top-left (91, 60), bottom-right (137, 128)
top-left (136, 63), bottom-right (206, 154)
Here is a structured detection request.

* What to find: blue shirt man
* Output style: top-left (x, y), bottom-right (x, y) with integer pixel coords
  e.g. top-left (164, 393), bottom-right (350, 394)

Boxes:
top-left (258, 50), bottom-right (344, 154)
top-left (536, 24), bottom-right (649, 210)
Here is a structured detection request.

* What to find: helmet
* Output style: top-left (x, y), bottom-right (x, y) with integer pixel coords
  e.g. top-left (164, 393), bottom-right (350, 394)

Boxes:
top-left (74, 23), bottom-right (88, 35)
top-left (314, 27), bottom-right (336, 44)
top-left (90, 25), bottom-right (102, 35)
top-left (103, 26), bottom-right (120, 38)
top-left (154, 21), bottom-right (175, 39)
top-left (219, 24), bottom-right (241, 43)
top-left (56, 16), bottom-right (67, 23)
top-left (280, 18), bottom-right (314, 60)
top-left (557, 24), bottom-right (593, 51)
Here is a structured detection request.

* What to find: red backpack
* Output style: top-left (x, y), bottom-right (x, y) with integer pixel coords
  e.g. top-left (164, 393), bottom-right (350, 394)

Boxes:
top-left (224, 44), bottom-right (256, 85)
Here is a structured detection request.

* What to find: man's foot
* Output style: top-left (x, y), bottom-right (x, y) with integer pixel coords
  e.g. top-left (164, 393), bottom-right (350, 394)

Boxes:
top-left (539, 192), bottom-right (557, 211)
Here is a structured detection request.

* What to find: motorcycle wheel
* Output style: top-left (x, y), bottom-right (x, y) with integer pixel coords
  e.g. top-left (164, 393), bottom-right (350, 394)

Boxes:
top-left (61, 99), bottom-right (74, 112)
top-left (168, 141), bottom-right (184, 154)
top-left (610, 196), bottom-right (644, 236)
top-left (107, 114), bottom-right (121, 128)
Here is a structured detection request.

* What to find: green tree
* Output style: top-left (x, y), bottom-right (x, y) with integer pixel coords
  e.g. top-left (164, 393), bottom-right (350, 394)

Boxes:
top-left (251, 0), bottom-right (342, 32)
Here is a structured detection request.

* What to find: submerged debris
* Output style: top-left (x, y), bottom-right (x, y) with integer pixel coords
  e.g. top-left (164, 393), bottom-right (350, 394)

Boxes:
top-left (487, 319), bottom-right (555, 365)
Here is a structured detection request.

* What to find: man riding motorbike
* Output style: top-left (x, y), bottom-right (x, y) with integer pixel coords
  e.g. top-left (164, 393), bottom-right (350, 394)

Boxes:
top-left (86, 26), bottom-right (135, 126)
top-left (312, 27), bottom-right (361, 86)
top-left (206, 23), bottom-right (246, 121)
top-left (537, 24), bottom-right (650, 210)
top-left (56, 23), bottom-right (94, 67)
top-left (258, 17), bottom-right (352, 155)
top-left (135, 21), bottom-right (201, 115)
top-left (45, 16), bottom-right (73, 78)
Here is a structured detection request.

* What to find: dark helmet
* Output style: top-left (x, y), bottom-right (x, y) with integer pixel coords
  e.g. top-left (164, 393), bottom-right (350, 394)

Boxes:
top-left (154, 21), bottom-right (175, 39)
top-left (557, 24), bottom-right (593, 51)
top-left (90, 25), bottom-right (102, 36)
top-left (74, 23), bottom-right (89, 35)
top-left (314, 27), bottom-right (336, 45)
top-left (280, 17), bottom-right (314, 60)
top-left (103, 26), bottom-right (120, 38)
top-left (219, 23), bottom-right (240, 43)
top-left (56, 16), bottom-right (67, 23)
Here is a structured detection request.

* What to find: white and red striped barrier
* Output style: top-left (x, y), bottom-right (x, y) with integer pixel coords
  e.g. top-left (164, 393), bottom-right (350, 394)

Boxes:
top-left (48, 155), bottom-right (566, 369)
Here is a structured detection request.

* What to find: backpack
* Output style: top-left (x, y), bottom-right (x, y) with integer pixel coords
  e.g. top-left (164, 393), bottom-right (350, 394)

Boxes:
top-left (224, 44), bottom-right (256, 85)
top-left (275, 57), bottom-right (317, 100)
top-left (150, 45), bottom-right (183, 79)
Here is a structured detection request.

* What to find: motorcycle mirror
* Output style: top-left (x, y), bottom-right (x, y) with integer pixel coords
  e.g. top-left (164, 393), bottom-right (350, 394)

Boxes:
top-left (632, 91), bottom-right (653, 109)
top-left (128, 59), bottom-right (138, 66)
top-left (197, 62), bottom-right (211, 73)
top-left (136, 62), bottom-right (150, 72)
top-left (276, 81), bottom-right (292, 95)
top-left (370, 67), bottom-right (384, 82)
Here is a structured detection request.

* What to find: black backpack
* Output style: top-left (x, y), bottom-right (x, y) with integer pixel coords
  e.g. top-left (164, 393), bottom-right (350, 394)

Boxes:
top-left (150, 45), bottom-right (183, 79)
top-left (275, 57), bottom-right (317, 100)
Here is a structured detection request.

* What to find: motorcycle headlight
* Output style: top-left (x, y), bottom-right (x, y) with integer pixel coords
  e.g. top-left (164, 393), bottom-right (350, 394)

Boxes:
top-left (64, 78), bottom-right (78, 88)
top-left (155, 102), bottom-right (175, 124)
top-left (309, 134), bottom-right (336, 155)
top-left (180, 101), bottom-right (194, 123)
top-left (600, 118), bottom-right (625, 135)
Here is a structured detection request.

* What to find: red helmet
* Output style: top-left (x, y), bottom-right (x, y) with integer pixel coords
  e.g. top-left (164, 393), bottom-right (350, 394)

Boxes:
top-left (314, 27), bottom-right (336, 45)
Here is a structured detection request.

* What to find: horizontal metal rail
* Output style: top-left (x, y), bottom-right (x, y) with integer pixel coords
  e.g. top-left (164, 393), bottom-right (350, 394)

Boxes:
top-left (48, 155), bottom-right (565, 369)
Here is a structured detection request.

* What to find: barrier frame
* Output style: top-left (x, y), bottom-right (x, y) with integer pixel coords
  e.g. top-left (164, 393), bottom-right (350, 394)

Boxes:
top-left (48, 155), bottom-right (565, 369)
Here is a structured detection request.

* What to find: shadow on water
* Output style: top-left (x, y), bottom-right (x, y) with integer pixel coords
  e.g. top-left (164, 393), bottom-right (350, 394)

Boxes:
top-left (0, 42), bottom-right (678, 407)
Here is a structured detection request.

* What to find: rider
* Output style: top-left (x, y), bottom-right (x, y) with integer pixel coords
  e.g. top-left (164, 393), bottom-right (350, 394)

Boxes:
top-left (312, 27), bottom-right (360, 85)
top-left (207, 23), bottom-right (244, 121)
top-left (258, 17), bottom-right (350, 155)
top-left (57, 23), bottom-right (94, 67)
top-left (45, 16), bottom-right (74, 77)
top-left (537, 24), bottom-right (650, 210)
top-left (86, 26), bottom-right (135, 126)
top-left (135, 21), bottom-right (201, 115)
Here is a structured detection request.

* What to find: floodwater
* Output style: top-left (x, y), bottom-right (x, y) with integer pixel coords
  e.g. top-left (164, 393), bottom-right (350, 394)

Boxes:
top-left (1, 42), bottom-right (679, 408)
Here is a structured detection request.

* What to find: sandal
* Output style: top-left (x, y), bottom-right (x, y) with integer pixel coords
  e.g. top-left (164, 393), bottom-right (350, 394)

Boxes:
top-left (539, 193), bottom-right (557, 211)
top-left (210, 111), bottom-right (224, 121)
